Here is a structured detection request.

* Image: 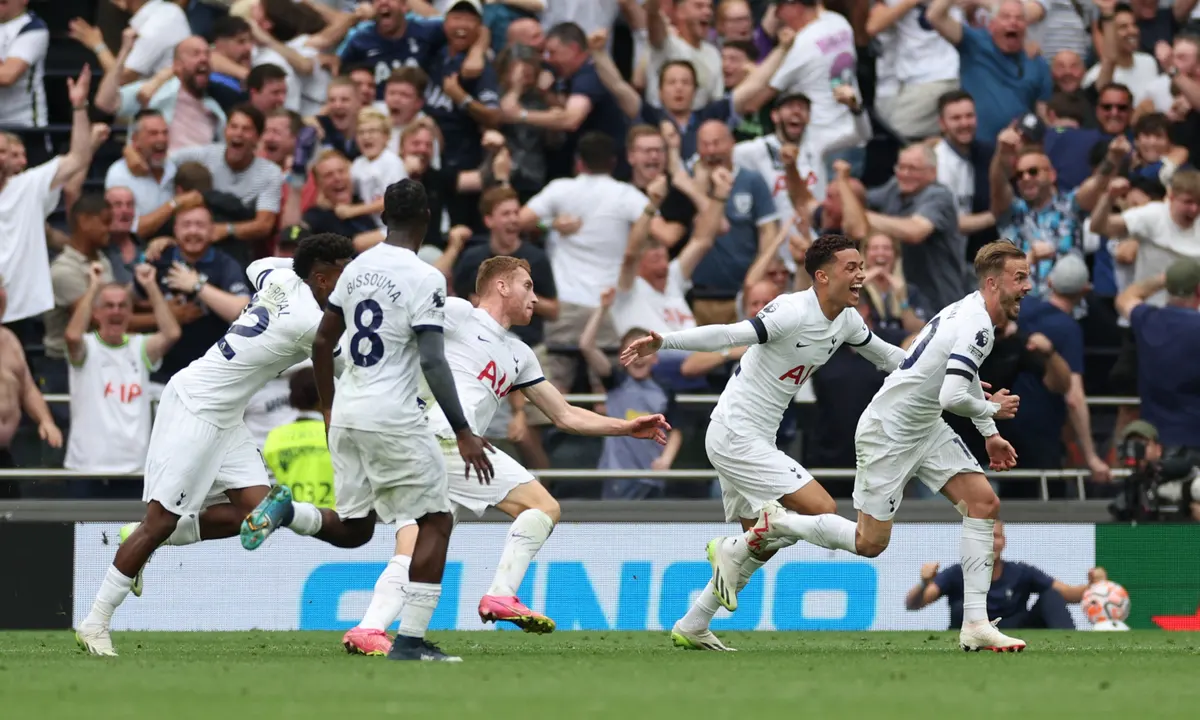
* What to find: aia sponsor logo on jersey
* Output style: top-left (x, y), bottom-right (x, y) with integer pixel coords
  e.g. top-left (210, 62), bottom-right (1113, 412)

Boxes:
top-left (477, 360), bottom-right (514, 398)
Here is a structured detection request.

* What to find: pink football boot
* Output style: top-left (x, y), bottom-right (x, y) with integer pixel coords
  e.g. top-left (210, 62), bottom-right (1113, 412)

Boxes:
top-left (342, 627), bottom-right (393, 656)
top-left (478, 595), bottom-right (556, 634)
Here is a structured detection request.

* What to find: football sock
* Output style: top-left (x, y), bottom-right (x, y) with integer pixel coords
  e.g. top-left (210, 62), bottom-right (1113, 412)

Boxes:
top-left (84, 566), bottom-right (135, 627)
top-left (678, 554), bottom-right (767, 632)
top-left (163, 514), bottom-right (200, 546)
top-left (736, 555), bottom-right (766, 592)
top-left (397, 582), bottom-right (442, 639)
top-left (285, 502), bottom-right (323, 536)
top-left (748, 512), bottom-right (858, 554)
top-left (960, 517), bottom-right (995, 625)
top-left (360, 555), bottom-right (411, 631)
top-left (486, 509), bottom-right (555, 597)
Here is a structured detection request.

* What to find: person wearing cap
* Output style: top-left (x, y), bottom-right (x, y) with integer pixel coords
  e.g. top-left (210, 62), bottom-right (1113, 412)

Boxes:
top-left (1114, 419), bottom-right (1200, 521)
top-left (1115, 258), bottom-right (1200, 461)
top-left (1008, 254), bottom-right (1111, 483)
top-left (924, 0), bottom-right (1052, 141)
top-left (989, 125), bottom-right (1119, 296)
top-left (588, 25), bottom-right (794, 160)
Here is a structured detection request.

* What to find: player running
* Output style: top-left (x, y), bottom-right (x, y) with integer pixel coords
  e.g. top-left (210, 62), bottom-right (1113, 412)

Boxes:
top-left (715, 242), bottom-right (1030, 653)
top-left (75, 234), bottom-right (357, 656)
top-left (248, 179), bottom-right (492, 662)
top-left (621, 234), bottom-right (907, 651)
top-left (340, 256), bottom-right (671, 655)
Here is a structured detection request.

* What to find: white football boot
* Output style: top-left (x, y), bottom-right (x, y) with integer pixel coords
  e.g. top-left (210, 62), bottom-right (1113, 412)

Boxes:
top-left (960, 619), bottom-right (1026, 653)
top-left (75, 622), bottom-right (118, 657)
top-left (670, 621), bottom-right (737, 652)
top-left (707, 537), bottom-right (745, 611)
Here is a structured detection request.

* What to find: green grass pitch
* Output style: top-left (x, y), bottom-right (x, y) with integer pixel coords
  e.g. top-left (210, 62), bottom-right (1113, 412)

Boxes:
top-left (3, 631), bottom-right (1200, 719)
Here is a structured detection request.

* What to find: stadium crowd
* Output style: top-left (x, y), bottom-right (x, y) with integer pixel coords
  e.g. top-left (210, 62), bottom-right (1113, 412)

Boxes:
top-left (2, 0), bottom-right (1200, 503)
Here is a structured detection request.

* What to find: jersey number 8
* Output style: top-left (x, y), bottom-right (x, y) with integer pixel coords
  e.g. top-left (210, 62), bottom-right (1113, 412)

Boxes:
top-left (350, 299), bottom-right (385, 368)
top-left (898, 316), bottom-right (940, 371)
top-left (218, 306), bottom-right (270, 360)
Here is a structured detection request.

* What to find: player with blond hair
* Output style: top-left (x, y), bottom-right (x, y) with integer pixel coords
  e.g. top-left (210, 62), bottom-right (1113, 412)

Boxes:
top-left (716, 242), bottom-right (1031, 653)
top-left (338, 255), bottom-right (672, 655)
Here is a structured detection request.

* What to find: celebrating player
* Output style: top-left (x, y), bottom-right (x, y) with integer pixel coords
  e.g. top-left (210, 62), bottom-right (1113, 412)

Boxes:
top-left (621, 234), bottom-right (907, 651)
top-left (75, 234), bottom-right (357, 656)
top-left (256, 178), bottom-right (492, 663)
top-left (721, 242), bottom-right (1030, 652)
top-left (341, 256), bottom-right (671, 655)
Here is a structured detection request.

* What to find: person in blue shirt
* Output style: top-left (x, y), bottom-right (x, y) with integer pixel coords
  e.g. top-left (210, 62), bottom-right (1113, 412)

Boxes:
top-left (905, 521), bottom-right (1101, 630)
top-left (424, 1), bottom-right (501, 173)
top-left (1116, 258), bottom-right (1200, 458)
top-left (338, 0), bottom-right (448, 98)
top-left (926, 0), bottom-right (1052, 141)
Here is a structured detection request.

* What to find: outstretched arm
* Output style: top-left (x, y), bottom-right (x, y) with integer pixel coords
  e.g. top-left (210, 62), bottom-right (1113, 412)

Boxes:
top-left (522, 379), bottom-right (668, 442)
top-left (660, 320), bottom-right (765, 353)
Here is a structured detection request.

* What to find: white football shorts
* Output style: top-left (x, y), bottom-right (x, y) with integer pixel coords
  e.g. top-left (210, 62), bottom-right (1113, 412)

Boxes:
top-left (143, 384), bottom-right (269, 515)
top-left (705, 419), bottom-right (814, 522)
top-left (852, 409), bottom-right (982, 522)
top-left (328, 426), bottom-right (449, 524)
top-left (436, 434), bottom-right (536, 518)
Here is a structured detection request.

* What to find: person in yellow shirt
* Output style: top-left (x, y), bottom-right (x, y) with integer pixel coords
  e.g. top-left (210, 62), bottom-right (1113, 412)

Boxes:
top-left (263, 367), bottom-right (334, 509)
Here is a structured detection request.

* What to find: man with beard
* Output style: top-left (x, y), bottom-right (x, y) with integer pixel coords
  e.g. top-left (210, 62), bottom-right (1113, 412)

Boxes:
top-left (926, 0), bottom-right (1052, 140)
top-left (339, 0), bottom-right (449, 99)
top-left (623, 124), bottom-right (698, 250)
top-left (644, 0), bottom-right (722, 110)
top-left (1050, 50), bottom-right (1097, 125)
top-left (932, 90), bottom-right (997, 258)
top-left (96, 36), bottom-right (229, 151)
top-left (1083, 3), bottom-right (1171, 112)
top-left (105, 110), bottom-right (175, 230)
top-left (733, 84), bottom-right (870, 224)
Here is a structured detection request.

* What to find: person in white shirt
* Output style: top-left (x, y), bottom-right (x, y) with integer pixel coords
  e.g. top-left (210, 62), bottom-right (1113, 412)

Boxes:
top-left (727, 242), bottom-right (1031, 654)
top-left (644, 0), bottom-right (723, 110)
top-left (621, 234), bottom-right (907, 651)
top-left (0, 0), bottom-right (48, 127)
top-left (302, 179), bottom-right (491, 662)
top-left (103, 109), bottom-right (175, 232)
top-left (75, 234), bottom-right (357, 657)
top-left (347, 108), bottom-right (408, 227)
top-left (0, 66), bottom-right (100, 328)
top-left (64, 263), bottom-right (181, 474)
top-left (1083, 4), bottom-right (1171, 112)
top-left (118, 0), bottom-right (191, 82)
top-left (518, 132), bottom-right (651, 391)
top-left (340, 256), bottom-right (670, 655)
top-left (755, 0), bottom-right (863, 167)
top-left (867, 0), bottom-right (962, 140)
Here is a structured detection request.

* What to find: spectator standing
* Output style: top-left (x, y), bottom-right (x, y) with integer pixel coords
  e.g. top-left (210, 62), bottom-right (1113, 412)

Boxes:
top-left (259, 108), bottom-right (300, 169)
top-left (347, 108), bottom-right (408, 228)
top-left (63, 264), bottom-right (180, 474)
top-left (207, 16), bottom-right (254, 93)
top-left (245, 64), bottom-right (289, 115)
top-left (1009, 255), bottom-right (1111, 481)
top-left (120, 0), bottom-right (190, 82)
top-left (866, 0), bottom-right (961, 142)
top-left (104, 110), bottom-right (175, 230)
top-left (142, 205), bottom-right (250, 383)
top-left (103, 187), bottom-right (143, 285)
top-left (314, 77), bottom-right (364, 160)
top-left (865, 143), bottom-right (967, 312)
top-left (1031, 1), bottom-right (1095, 60)
top-left (518, 132), bottom-right (648, 388)
top-left (688, 120), bottom-right (780, 324)
top-left (1084, 3), bottom-right (1171, 112)
top-left (0, 273), bottom-right (62, 486)
top-left (0, 66), bottom-right (98, 331)
top-left (44, 196), bottom-right (116, 378)
top-left (925, 0), bottom-right (1053, 140)
top-left (338, 0), bottom-right (446, 97)
top-left (0, 0), bottom-right (47, 128)
top-left (1050, 50), bottom-right (1093, 122)
top-left (932, 90), bottom-right (997, 256)
top-left (860, 232), bottom-right (930, 342)
top-left (1116, 258), bottom-right (1200, 459)
top-left (644, 0), bottom-right (723, 110)
top-left (1125, 0), bottom-right (1192, 55)
top-left (501, 22), bottom-right (629, 179)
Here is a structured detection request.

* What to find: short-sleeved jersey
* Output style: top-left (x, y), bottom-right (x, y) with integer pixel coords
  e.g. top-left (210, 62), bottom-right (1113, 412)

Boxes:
top-left (866, 291), bottom-right (995, 443)
top-left (424, 297), bottom-right (544, 436)
top-left (170, 260), bottom-right (325, 429)
top-left (328, 243), bottom-right (446, 434)
top-left (712, 289), bottom-right (873, 440)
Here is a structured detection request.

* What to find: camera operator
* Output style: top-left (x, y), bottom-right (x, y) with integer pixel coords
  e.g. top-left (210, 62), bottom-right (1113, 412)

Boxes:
top-left (1111, 420), bottom-right (1200, 522)
top-left (1115, 258), bottom-right (1200, 464)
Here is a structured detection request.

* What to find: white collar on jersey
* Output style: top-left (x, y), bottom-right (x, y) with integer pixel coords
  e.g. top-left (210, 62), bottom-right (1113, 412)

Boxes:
top-left (472, 305), bottom-right (510, 340)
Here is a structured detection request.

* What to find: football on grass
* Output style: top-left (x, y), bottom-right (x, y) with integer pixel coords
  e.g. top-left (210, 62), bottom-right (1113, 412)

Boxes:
top-left (1082, 580), bottom-right (1130, 624)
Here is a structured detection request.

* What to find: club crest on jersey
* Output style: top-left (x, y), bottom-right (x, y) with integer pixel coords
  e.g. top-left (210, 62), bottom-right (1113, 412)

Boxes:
top-left (759, 302), bottom-right (778, 316)
top-left (478, 360), bottom-right (514, 398)
top-left (433, 289), bottom-right (446, 308)
top-left (975, 329), bottom-right (989, 347)
top-left (733, 192), bottom-right (753, 215)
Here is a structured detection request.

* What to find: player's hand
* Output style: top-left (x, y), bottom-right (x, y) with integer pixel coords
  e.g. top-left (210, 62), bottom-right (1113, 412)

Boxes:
top-left (920, 561), bottom-right (939, 583)
top-left (552, 214), bottom-right (582, 235)
top-left (619, 331), bottom-right (664, 365)
top-left (990, 388), bottom-right (1020, 420)
top-left (39, 421), bottom-right (63, 449)
top-left (456, 430), bottom-right (495, 485)
top-left (627, 413), bottom-right (671, 445)
top-left (985, 434), bottom-right (1018, 471)
top-left (1025, 332), bottom-right (1053, 355)
top-left (1088, 566), bottom-right (1108, 584)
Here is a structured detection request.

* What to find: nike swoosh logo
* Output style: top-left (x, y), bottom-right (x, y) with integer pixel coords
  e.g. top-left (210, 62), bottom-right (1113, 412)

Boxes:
top-left (796, 342), bottom-right (807, 348)
top-left (478, 336), bottom-right (489, 343)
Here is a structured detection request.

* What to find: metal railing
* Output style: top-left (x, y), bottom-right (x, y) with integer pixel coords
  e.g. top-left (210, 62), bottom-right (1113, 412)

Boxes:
top-left (0, 467), bottom-right (1129, 501)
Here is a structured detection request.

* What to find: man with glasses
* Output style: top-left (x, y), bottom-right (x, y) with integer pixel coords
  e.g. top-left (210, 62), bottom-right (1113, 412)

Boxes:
top-left (989, 125), bottom-right (1121, 296)
top-left (864, 144), bottom-right (967, 312)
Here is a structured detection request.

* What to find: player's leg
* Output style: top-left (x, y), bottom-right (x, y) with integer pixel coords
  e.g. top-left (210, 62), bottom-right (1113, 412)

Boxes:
top-left (344, 522), bottom-right (419, 656)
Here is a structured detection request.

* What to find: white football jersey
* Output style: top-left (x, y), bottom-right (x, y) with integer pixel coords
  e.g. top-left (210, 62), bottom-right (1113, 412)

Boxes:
top-left (424, 297), bottom-right (544, 436)
top-left (170, 259), bottom-right (326, 429)
top-left (866, 291), bottom-right (995, 443)
top-left (733, 134), bottom-right (823, 219)
top-left (65, 332), bottom-right (157, 473)
top-left (328, 243), bottom-right (445, 434)
top-left (712, 289), bottom-right (874, 440)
